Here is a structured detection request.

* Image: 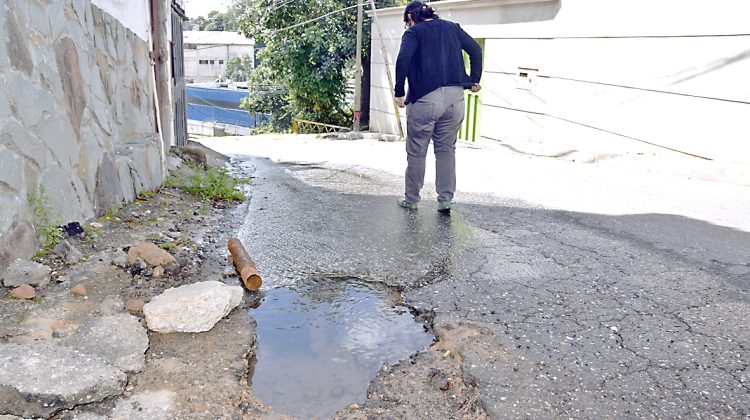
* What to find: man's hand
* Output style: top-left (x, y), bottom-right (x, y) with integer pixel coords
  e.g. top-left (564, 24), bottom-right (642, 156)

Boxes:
top-left (395, 96), bottom-right (406, 108)
top-left (471, 83), bottom-right (482, 93)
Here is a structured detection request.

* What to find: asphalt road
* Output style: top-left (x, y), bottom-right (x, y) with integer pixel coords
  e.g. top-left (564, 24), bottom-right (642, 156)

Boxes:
top-left (207, 136), bottom-right (749, 418)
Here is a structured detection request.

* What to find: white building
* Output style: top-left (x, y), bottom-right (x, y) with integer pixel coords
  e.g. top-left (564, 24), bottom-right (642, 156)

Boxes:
top-left (368, 0), bottom-right (750, 179)
top-left (183, 31), bottom-right (255, 83)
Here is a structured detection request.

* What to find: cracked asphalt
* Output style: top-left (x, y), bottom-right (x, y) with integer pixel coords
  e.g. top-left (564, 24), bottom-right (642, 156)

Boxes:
top-left (204, 135), bottom-right (749, 418)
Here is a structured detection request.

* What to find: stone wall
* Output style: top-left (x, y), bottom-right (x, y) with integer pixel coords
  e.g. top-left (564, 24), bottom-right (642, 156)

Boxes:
top-left (0, 0), bottom-right (164, 269)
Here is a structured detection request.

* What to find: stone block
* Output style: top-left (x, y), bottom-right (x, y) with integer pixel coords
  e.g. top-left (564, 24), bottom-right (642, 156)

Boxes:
top-left (48, 1), bottom-right (67, 41)
top-left (54, 37), bottom-right (87, 138)
top-left (0, 342), bottom-right (126, 418)
top-left (71, 174), bottom-right (95, 221)
top-left (61, 314), bottom-right (149, 373)
top-left (0, 85), bottom-right (10, 122)
top-left (70, 0), bottom-right (86, 28)
top-left (6, 72), bottom-right (53, 129)
top-left (115, 158), bottom-right (136, 203)
top-left (27, 0), bottom-right (52, 39)
top-left (1, 259), bottom-right (51, 288)
top-left (0, 121), bottom-right (48, 168)
top-left (33, 50), bottom-right (65, 99)
top-left (94, 154), bottom-right (123, 214)
top-left (4, 8), bottom-right (34, 76)
top-left (37, 114), bottom-right (80, 169)
top-left (0, 147), bottom-right (24, 192)
top-left (133, 37), bottom-right (148, 77)
top-left (89, 94), bottom-right (113, 134)
top-left (52, 240), bottom-right (84, 265)
top-left (94, 51), bottom-right (113, 102)
top-left (84, 1), bottom-right (94, 36)
top-left (77, 130), bottom-right (104, 199)
top-left (115, 23), bottom-right (126, 62)
top-left (0, 5), bottom-right (7, 72)
top-left (39, 167), bottom-right (83, 224)
top-left (0, 194), bottom-right (23, 245)
top-left (0, 222), bottom-right (36, 272)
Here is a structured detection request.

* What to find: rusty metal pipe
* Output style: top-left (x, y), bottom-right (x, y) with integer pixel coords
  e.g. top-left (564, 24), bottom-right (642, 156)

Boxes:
top-left (227, 238), bottom-right (262, 291)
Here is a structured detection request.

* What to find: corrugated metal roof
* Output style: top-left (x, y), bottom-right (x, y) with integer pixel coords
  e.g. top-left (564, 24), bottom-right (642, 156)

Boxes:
top-left (183, 31), bottom-right (254, 46)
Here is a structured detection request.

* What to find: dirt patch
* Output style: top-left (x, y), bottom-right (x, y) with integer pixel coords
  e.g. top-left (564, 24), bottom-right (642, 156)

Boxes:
top-left (0, 160), bottom-right (287, 419)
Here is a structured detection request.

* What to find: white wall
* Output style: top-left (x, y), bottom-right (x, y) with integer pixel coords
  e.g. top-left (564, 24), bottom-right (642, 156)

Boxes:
top-left (184, 45), bottom-right (254, 83)
top-left (369, 0), bottom-right (750, 167)
top-left (91, 0), bottom-right (152, 42)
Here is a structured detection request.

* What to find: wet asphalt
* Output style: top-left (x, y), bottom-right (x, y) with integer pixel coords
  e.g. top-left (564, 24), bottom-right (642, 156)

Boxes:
top-left (228, 149), bottom-right (750, 418)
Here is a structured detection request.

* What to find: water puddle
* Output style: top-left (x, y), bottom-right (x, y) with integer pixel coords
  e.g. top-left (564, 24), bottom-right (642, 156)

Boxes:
top-left (249, 277), bottom-right (434, 419)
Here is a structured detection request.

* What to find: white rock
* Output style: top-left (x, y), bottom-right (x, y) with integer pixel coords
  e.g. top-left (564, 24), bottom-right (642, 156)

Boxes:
top-left (143, 281), bottom-right (243, 333)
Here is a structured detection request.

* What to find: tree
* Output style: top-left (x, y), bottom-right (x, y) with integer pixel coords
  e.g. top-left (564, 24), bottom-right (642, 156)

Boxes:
top-left (240, 64), bottom-right (290, 131)
top-left (239, 0), bottom-right (360, 127)
top-left (224, 55), bottom-right (254, 82)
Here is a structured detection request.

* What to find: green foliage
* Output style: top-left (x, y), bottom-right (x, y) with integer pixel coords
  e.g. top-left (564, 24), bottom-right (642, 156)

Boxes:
top-left (240, 64), bottom-right (290, 131)
top-left (224, 54), bottom-right (255, 82)
top-left (183, 166), bottom-right (246, 202)
top-left (28, 186), bottom-right (63, 249)
top-left (188, 0), bottom-right (252, 31)
top-left (239, 0), bottom-right (361, 128)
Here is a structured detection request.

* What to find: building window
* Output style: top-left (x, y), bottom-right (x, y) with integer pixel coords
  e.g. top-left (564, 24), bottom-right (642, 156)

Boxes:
top-left (210, 60), bottom-right (215, 64)
top-left (219, 60), bottom-right (224, 64)
top-left (199, 59), bottom-right (208, 64)
top-left (185, 44), bottom-right (197, 49)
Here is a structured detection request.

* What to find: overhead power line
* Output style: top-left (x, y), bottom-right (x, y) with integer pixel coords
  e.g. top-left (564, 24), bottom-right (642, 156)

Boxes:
top-left (268, 3), bottom-right (363, 35)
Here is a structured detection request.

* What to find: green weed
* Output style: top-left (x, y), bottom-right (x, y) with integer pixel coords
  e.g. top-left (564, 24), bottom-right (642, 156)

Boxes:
top-left (183, 167), bottom-right (245, 201)
top-left (28, 186), bottom-right (63, 250)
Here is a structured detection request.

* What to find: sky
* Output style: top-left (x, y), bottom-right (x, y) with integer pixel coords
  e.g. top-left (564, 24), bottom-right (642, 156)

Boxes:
top-left (183, 0), bottom-right (230, 19)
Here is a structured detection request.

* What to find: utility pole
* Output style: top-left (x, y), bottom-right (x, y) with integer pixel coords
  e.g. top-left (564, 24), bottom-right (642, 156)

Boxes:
top-left (151, 0), bottom-right (174, 154)
top-left (353, 0), bottom-right (364, 132)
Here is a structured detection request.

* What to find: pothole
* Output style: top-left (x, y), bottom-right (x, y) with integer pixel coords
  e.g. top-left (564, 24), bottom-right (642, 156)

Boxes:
top-left (248, 277), bottom-right (434, 419)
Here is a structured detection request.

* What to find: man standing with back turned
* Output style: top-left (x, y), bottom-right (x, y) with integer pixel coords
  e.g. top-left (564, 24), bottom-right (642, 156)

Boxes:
top-left (394, 1), bottom-right (483, 214)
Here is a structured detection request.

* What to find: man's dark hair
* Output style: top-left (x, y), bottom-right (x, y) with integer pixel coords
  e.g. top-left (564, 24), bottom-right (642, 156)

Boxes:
top-left (403, 1), bottom-right (438, 24)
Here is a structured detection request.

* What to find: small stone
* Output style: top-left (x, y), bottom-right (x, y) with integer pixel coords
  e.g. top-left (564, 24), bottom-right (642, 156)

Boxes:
top-left (126, 299), bottom-right (145, 313)
top-left (52, 329), bottom-right (69, 338)
top-left (1, 259), bottom-right (52, 287)
top-left (222, 267), bottom-right (236, 277)
top-left (163, 262), bottom-right (181, 276)
top-left (100, 295), bottom-right (125, 315)
top-left (427, 368), bottom-right (451, 391)
top-left (70, 284), bottom-right (87, 297)
top-left (89, 222), bottom-right (104, 229)
top-left (129, 258), bottom-right (148, 276)
top-left (53, 240), bottom-right (84, 265)
top-left (127, 242), bottom-right (176, 267)
top-left (152, 266), bottom-right (164, 278)
top-left (112, 250), bottom-right (129, 268)
top-left (10, 284), bottom-right (36, 300)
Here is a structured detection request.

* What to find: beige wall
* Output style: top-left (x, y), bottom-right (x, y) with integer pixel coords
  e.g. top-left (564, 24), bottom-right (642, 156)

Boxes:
top-left (369, 0), bottom-right (750, 167)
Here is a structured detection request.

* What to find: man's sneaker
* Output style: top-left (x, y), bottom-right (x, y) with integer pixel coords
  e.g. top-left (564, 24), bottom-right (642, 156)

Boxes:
top-left (437, 201), bottom-right (452, 213)
top-left (397, 199), bottom-right (417, 210)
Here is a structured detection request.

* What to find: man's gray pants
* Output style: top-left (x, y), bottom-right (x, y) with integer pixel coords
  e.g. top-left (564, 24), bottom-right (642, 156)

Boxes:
top-left (404, 86), bottom-right (465, 204)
